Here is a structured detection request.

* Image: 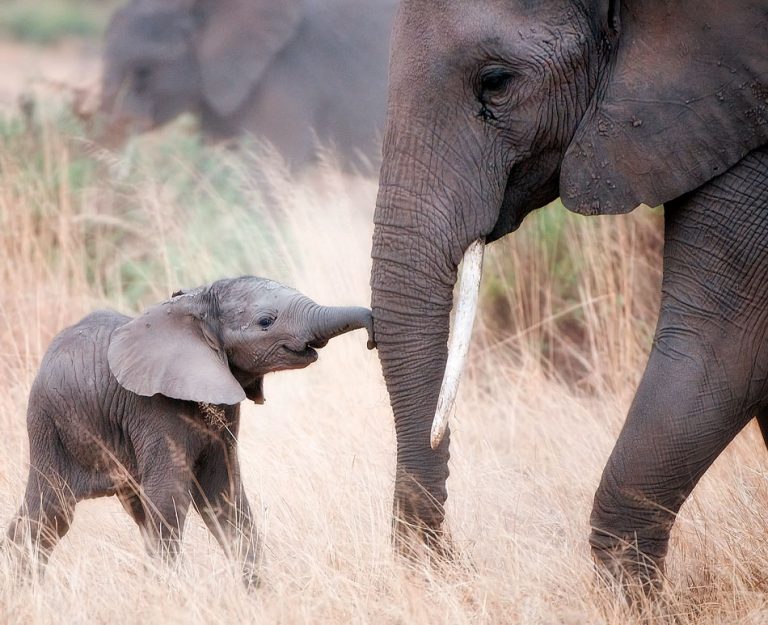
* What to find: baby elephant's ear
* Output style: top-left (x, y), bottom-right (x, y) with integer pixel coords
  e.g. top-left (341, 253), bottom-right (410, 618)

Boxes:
top-left (108, 296), bottom-right (246, 405)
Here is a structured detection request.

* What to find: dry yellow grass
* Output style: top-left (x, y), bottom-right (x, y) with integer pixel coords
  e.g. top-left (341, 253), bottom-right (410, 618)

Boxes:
top-left (2, 119), bottom-right (768, 625)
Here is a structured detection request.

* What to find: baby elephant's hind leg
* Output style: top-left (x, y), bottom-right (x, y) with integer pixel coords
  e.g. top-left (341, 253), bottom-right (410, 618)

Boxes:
top-left (5, 468), bottom-right (76, 576)
top-left (116, 488), bottom-right (156, 554)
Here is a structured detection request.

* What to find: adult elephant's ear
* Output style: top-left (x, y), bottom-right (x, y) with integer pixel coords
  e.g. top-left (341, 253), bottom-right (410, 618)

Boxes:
top-left (195, 0), bottom-right (304, 117)
top-left (560, 0), bottom-right (768, 216)
top-left (108, 291), bottom-right (246, 405)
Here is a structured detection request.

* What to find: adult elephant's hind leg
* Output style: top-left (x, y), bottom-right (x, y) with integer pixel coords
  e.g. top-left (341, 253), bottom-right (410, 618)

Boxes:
top-left (590, 147), bottom-right (768, 593)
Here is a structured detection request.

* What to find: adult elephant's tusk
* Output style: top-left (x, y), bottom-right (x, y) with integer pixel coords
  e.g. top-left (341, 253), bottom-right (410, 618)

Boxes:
top-left (430, 238), bottom-right (485, 450)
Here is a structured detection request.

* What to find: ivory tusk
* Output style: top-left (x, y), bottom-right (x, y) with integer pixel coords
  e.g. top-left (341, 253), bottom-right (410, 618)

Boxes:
top-left (430, 238), bottom-right (485, 450)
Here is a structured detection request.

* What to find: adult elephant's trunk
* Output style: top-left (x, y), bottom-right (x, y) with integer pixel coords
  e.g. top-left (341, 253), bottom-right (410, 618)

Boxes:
top-left (309, 305), bottom-right (375, 348)
top-left (371, 139), bottom-right (494, 552)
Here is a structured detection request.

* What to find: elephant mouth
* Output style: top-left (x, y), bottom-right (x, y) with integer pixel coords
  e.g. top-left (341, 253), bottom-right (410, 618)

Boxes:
top-left (282, 344), bottom-right (320, 365)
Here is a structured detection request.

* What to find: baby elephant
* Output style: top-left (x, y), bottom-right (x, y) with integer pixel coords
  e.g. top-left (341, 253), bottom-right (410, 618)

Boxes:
top-left (5, 276), bottom-right (374, 586)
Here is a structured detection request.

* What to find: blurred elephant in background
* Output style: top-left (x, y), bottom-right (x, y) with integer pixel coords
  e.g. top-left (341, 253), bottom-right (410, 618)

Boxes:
top-left (100, 0), bottom-right (396, 171)
top-left (369, 0), bottom-right (768, 595)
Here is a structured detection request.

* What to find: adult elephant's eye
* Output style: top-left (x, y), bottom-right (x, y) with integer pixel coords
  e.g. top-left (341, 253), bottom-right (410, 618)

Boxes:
top-left (478, 67), bottom-right (515, 111)
top-left (481, 69), bottom-right (513, 93)
top-left (257, 316), bottom-right (275, 330)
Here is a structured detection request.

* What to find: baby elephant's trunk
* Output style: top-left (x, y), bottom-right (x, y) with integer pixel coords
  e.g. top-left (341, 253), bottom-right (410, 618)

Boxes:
top-left (310, 306), bottom-right (376, 350)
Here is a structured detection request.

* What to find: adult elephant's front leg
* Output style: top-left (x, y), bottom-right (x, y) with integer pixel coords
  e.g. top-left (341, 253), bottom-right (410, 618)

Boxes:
top-left (755, 407), bottom-right (768, 448)
top-left (393, 418), bottom-right (452, 559)
top-left (590, 147), bottom-right (768, 592)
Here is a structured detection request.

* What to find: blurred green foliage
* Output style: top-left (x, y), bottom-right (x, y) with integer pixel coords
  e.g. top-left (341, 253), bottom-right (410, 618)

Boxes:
top-left (0, 106), bottom-right (288, 308)
top-left (0, 0), bottom-right (119, 44)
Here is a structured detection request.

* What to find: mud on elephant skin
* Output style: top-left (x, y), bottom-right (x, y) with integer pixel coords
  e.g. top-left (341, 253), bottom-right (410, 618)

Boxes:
top-left (369, 0), bottom-right (768, 594)
top-left (3, 275), bottom-right (374, 586)
top-left (99, 0), bottom-right (396, 171)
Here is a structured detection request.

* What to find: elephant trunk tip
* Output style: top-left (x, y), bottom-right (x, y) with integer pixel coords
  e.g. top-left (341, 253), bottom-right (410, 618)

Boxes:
top-left (365, 312), bottom-right (377, 350)
top-left (311, 305), bottom-right (377, 350)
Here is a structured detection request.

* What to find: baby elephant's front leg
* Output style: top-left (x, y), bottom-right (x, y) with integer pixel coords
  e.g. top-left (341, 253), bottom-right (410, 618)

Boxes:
top-left (193, 448), bottom-right (261, 589)
top-left (139, 453), bottom-right (193, 564)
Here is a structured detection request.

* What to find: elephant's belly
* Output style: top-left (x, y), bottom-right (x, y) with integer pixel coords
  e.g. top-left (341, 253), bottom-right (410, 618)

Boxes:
top-left (60, 435), bottom-right (139, 500)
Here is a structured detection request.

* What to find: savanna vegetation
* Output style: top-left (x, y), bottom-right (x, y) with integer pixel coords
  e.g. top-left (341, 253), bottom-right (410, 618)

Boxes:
top-left (0, 0), bottom-right (118, 45)
top-left (2, 6), bottom-right (768, 624)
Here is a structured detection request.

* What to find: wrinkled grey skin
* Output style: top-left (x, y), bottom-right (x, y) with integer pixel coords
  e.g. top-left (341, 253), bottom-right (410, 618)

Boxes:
top-left (4, 276), bottom-right (373, 586)
top-left (100, 0), bottom-right (395, 171)
top-left (369, 0), bottom-right (768, 594)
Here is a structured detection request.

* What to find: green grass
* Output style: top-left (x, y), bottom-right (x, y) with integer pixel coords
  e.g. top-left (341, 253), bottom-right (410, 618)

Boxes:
top-left (0, 0), bottom-right (119, 45)
top-left (0, 106), bottom-right (290, 307)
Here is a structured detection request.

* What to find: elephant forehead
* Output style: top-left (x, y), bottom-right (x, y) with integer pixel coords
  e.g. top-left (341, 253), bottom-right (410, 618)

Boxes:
top-left (247, 282), bottom-right (296, 306)
top-left (261, 279), bottom-right (285, 292)
top-left (210, 277), bottom-right (310, 315)
top-left (109, 9), bottom-right (191, 56)
top-left (236, 281), bottom-right (305, 312)
top-left (391, 0), bottom-right (577, 82)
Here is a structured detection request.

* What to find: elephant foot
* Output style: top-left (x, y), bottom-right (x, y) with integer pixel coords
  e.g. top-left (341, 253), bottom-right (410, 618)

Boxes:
top-left (241, 567), bottom-right (262, 591)
top-left (391, 514), bottom-right (455, 564)
top-left (391, 465), bottom-right (453, 564)
top-left (2, 542), bottom-right (42, 584)
top-left (589, 526), bottom-right (666, 604)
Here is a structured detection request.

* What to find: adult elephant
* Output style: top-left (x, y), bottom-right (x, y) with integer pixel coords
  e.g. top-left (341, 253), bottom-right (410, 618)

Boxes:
top-left (370, 0), bottom-right (768, 590)
top-left (100, 0), bottom-right (396, 170)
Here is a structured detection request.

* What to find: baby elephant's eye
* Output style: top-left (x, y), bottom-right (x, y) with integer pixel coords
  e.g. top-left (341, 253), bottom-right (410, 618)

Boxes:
top-left (257, 316), bottom-right (275, 330)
